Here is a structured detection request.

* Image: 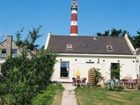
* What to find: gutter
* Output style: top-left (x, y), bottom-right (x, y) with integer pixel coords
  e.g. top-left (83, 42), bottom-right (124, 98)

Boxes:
top-left (58, 53), bottom-right (137, 58)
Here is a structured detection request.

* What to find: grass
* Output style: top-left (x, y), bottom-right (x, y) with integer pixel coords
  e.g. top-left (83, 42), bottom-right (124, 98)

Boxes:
top-left (75, 87), bottom-right (140, 105)
top-left (51, 87), bottom-right (63, 105)
top-left (32, 83), bottom-right (64, 105)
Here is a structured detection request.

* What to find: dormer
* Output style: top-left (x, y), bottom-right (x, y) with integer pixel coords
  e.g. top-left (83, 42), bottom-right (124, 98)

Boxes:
top-left (106, 45), bottom-right (113, 51)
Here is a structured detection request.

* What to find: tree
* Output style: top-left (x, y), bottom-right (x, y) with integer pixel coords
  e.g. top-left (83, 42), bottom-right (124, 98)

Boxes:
top-left (133, 30), bottom-right (140, 48)
top-left (96, 28), bottom-right (130, 37)
top-left (16, 26), bottom-right (42, 52)
top-left (96, 28), bottom-right (134, 47)
top-left (97, 30), bottom-right (110, 36)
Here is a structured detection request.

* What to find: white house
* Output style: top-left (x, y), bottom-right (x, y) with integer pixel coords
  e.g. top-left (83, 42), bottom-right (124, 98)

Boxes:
top-left (45, 33), bottom-right (138, 82)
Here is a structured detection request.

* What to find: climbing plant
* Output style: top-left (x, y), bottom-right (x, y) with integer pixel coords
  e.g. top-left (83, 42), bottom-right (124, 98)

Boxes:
top-left (110, 63), bottom-right (120, 80)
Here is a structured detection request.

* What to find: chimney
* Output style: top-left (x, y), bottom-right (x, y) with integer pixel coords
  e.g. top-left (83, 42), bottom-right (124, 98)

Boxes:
top-left (6, 35), bottom-right (13, 58)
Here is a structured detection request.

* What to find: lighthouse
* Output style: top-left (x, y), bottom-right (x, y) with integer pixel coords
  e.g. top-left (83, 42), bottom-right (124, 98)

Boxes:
top-left (70, 0), bottom-right (78, 36)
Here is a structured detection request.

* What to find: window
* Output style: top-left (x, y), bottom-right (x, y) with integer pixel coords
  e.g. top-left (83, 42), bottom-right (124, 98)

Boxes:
top-left (1, 49), bottom-right (6, 59)
top-left (106, 45), bottom-right (113, 51)
top-left (60, 61), bottom-right (69, 78)
top-left (66, 44), bottom-right (72, 50)
top-left (12, 49), bottom-right (17, 57)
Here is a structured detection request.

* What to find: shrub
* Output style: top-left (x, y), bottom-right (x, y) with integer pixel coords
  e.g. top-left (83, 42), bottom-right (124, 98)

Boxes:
top-left (114, 86), bottom-right (124, 92)
top-left (1, 50), bottom-right (57, 104)
top-left (94, 69), bottom-right (102, 85)
top-left (107, 79), bottom-right (124, 92)
top-left (0, 75), bottom-right (6, 83)
top-left (0, 94), bottom-right (15, 105)
top-left (0, 83), bottom-right (8, 95)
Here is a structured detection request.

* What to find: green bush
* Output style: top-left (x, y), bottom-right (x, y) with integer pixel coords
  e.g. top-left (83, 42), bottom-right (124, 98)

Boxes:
top-left (0, 83), bottom-right (7, 95)
top-left (1, 50), bottom-right (57, 105)
top-left (0, 94), bottom-right (15, 105)
top-left (114, 86), bottom-right (124, 92)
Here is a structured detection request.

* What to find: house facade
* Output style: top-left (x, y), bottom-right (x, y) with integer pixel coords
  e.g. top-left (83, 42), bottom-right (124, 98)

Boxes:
top-left (45, 33), bottom-right (138, 82)
top-left (0, 36), bottom-right (20, 74)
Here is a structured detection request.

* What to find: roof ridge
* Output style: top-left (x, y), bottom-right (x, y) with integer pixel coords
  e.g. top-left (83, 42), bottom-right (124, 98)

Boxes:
top-left (50, 35), bottom-right (124, 39)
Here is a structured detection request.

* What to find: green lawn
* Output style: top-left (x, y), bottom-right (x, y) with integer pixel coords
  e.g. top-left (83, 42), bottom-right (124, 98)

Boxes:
top-left (75, 87), bottom-right (140, 105)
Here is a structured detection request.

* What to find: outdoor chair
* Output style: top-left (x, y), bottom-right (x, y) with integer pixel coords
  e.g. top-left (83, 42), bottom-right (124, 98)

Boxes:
top-left (72, 77), bottom-right (76, 86)
top-left (81, 78), bottom-right (86, 86)
top-left (120, 78), bottom-right (138, 89)
top-left (76, 77), bottom-right (81, 87)
top-left (132, 79), bottom-right (138, 88)
top-left (120, 79), bottom-right (127, 87)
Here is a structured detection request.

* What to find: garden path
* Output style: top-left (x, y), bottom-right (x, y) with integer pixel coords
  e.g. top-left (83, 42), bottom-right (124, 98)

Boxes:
top-left (61, 83), bottom-right (77, 105)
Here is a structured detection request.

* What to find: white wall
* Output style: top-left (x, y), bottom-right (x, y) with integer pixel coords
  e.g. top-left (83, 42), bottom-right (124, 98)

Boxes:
top-left (136, 55), bottom-right (140, 77)
top-left (51, 55), bottom-right (137, 82)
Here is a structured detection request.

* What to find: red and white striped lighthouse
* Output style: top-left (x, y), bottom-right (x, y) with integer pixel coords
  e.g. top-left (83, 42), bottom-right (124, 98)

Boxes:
top-left (70, 0), bottom-right (78, 36)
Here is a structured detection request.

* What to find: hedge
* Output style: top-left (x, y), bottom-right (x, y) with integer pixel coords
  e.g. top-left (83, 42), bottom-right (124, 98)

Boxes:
top-left (0, 50), bottom-right (56, 105)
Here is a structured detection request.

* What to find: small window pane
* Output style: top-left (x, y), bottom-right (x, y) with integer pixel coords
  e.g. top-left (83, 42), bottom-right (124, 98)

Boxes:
top-left (1, 49), bottom-right (6, 58)
top-left (12, 49), bottom-right (17, 57)
top-left (66, 44), bottom-right (73, 50)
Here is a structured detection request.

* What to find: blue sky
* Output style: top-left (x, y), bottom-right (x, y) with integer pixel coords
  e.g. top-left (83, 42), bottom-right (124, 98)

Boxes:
top-left (0, 0), bottom-right (140, 47)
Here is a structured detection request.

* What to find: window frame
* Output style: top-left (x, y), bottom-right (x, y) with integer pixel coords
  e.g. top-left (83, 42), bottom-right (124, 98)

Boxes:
top-left (1, 49), bottom-right (7, 59)
top-left (12, 49), bottom-right (17, 58)
top-left (66, 44), bottom-right (73, 50)
top-left (106, 45), bottom-right (113, 51)
top-left (60, 61), bottom-right (70, 78)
